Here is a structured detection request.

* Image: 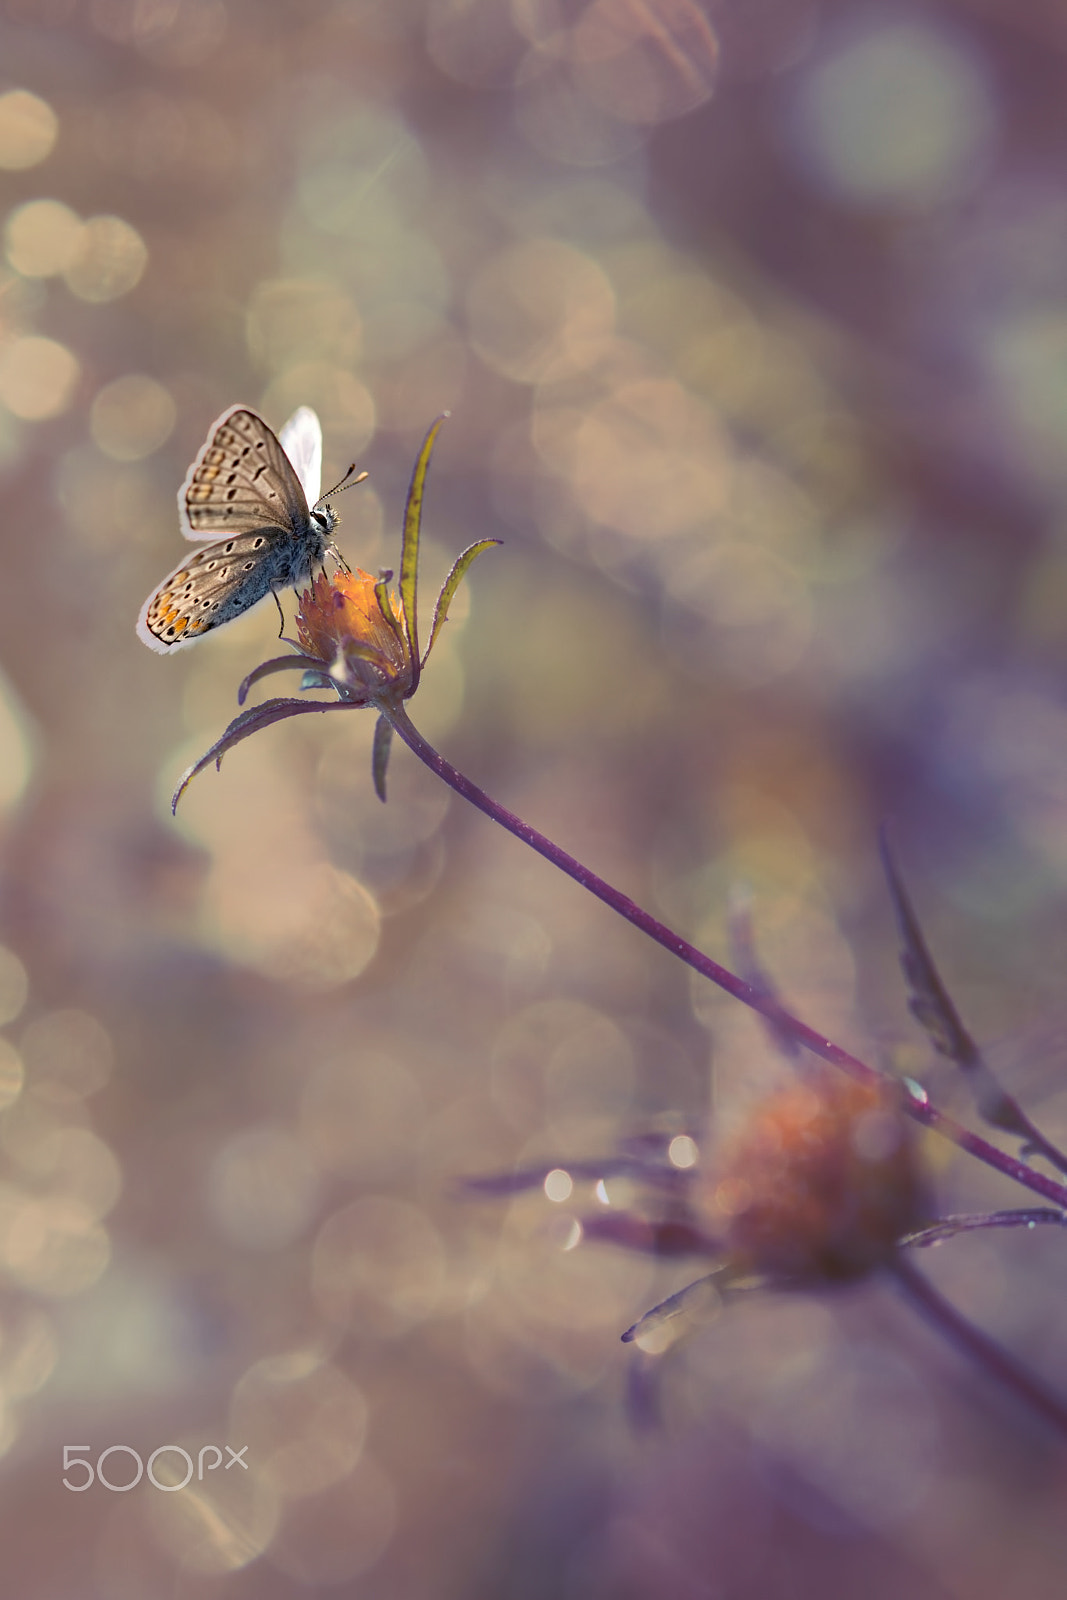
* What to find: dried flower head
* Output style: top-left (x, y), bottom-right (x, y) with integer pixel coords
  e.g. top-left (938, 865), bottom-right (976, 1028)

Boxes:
top-left (472, 1068), bottom-right (927, 1311)
top-left (710, 1068), bottom-right (926, 1284)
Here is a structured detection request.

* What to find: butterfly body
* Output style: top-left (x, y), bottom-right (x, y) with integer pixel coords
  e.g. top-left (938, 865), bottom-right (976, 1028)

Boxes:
top-left (138, 405), bottom-right (341, 653)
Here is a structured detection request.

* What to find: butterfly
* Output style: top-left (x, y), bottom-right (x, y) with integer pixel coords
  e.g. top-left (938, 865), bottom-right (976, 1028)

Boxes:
top-left (137, 405), bottom-right (353, 653)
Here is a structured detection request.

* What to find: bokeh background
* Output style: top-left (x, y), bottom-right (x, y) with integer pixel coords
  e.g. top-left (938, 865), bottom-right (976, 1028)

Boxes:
top-left (1, 0), bottom-right (1067, 1594)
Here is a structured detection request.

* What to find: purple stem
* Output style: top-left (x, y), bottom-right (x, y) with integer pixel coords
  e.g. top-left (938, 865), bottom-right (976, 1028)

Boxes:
top-left (891, 1253), bottom-right (1067, 1438)
top-left (386, 707), bottom-right (1067, 1213)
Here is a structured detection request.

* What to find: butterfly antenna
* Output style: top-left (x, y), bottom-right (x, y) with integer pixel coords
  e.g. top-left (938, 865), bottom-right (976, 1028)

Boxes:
top-left (320, 464), bottom-right (368, 504)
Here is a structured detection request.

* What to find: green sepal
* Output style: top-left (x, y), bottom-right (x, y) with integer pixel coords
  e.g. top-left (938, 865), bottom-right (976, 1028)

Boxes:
top-left (372, 713), bottom-right (394, 803)
top-left (400, 414), bottom-right (448, 691)
top-left (373, 574), bottom-right (408, 658)
top-left (425, 539), bottom-right (501, 663)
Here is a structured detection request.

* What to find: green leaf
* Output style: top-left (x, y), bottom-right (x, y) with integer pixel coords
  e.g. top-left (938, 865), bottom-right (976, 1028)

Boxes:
top-left (399, 415), bottom-right (448, 691)
top-left (372, 713), bottom-right (394, 803)
top-left (424, 539), bottom-right (501, 662)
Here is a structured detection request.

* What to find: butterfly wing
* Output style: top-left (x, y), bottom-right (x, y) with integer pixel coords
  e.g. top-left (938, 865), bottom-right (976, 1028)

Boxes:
top-left (179, 405), bottom-right (310, 542)
top-left (278, 406), bottom-right (323, 508)
top-left (139, 405), bottom-right (336, 653)
top-left (137, 527), bottom-right (297, 653)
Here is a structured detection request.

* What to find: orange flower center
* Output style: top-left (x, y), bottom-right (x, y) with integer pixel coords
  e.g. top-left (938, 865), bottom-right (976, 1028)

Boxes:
top-left (297, 571), bottom-right (412, 696)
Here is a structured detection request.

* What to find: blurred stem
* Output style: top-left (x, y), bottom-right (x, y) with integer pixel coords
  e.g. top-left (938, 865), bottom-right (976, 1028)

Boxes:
top-left (891, 1253), bottom-right (1067, 1439)
top-left (385, 706), bottom-right (1067, 1214)
top-left (903, 1210), bottom-right (1067, 1247)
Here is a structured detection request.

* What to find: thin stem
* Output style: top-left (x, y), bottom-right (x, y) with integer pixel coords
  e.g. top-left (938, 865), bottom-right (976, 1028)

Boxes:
top-left (891, 1253), bottom-right (1067, 1439)
top-left (385, 706), bottom-right (1067, 1213)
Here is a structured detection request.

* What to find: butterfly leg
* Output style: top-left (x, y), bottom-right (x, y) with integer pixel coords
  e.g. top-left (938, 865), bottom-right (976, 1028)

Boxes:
top-left (272, 589), bottom-right (286, 637)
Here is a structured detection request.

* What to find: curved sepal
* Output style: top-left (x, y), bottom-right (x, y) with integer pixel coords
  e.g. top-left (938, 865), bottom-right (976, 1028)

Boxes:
top-left (425, 539), bottom-right (501, 663)
top-left (172, 697), bottom-right (354, 813)
top-left (400, 414), bottom-right (448, 691)
top-left (902, 1209), bottom-right (1067, 1247)
top-left (620, 1272), bottom-right (724, 1346)
top-left (238, 653), bottom-right (329, 705)
top-left (373, 575), bottom-right (407, 655)
top-left (880, 825), bottom-right (1067, 1175)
